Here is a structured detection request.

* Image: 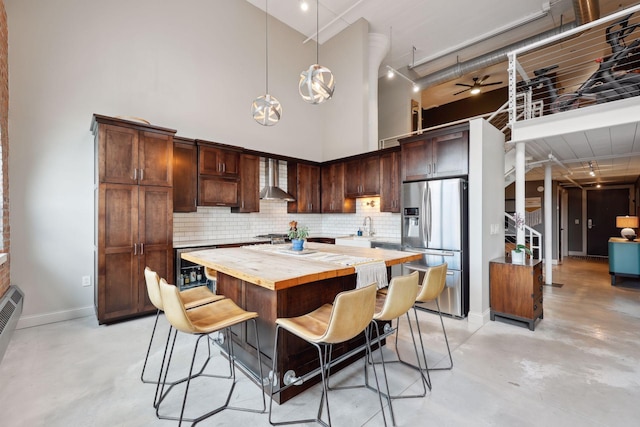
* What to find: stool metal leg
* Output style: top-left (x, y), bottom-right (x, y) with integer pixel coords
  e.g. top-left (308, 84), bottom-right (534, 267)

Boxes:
top-left (429, 298), bottom-right (453, 371)
top-left (141, 309), bottom-right (161, 383)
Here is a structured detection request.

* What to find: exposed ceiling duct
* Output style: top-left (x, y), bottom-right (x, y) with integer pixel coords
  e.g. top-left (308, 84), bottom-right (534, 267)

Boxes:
top-left (412, 0), bottom-right (601, 90)
top-left (260, 158), bottom-right (295, 201)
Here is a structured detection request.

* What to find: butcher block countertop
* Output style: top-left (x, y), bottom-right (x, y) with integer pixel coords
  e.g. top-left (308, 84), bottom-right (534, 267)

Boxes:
top-left (181, 242), bottom-right (421, 291)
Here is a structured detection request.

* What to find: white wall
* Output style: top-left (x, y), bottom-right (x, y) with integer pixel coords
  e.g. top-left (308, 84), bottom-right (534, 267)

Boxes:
top-left (377, 67), bottom-right (417, 143)
top-left (467, 118), bottom-right (505, 328)
top-left (6, 0), bottom-right (370, 326)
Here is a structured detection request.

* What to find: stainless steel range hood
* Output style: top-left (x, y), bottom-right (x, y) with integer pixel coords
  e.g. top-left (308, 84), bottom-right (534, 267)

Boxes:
top-left (260, 158), bottom-right (295, 201)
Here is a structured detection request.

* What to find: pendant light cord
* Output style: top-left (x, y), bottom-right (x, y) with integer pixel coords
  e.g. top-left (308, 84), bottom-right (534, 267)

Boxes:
top-left (265, 0), bottom-right (269, 93)
top-left (316, 0), bottom-right (319, 64)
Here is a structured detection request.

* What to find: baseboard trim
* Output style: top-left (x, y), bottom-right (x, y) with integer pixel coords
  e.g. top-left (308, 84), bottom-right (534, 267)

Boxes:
top-left (467, 308), bottom-right (491, 330)
top-left (17, 306), bottom-right (95, 329)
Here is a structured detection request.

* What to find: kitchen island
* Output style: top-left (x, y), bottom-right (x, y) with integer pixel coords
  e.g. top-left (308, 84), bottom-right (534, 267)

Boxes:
top-left (182, 242), bottom-right (420, 403)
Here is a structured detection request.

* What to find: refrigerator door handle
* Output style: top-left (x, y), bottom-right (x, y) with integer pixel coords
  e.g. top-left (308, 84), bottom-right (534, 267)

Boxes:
top-left (427, 184), bottom-right (432, 243)
top-left (421, 185), bottom-right (428, 244)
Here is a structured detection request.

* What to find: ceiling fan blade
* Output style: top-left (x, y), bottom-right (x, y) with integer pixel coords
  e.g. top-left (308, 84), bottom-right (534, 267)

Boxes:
top-left (453, 87), bottom-right (471, 95)
top-left (478, 75), bottom-right (490, 84)
top-left (481, 81), bottom-right (503, 87)
top-left (455, 83), bottom-right (473, 88)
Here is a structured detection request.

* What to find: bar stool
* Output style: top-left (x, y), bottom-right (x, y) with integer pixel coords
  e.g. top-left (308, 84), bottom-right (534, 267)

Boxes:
top-left (400, 263), bottom-right (453, 373)
top-left (268, 283), bottom-right (386, 427)
top-left (157, 278), bottom-right (266, 425)
top-left (365, 271), bottom-right (427, 426)
top-left (141, 267), bottom-right (224, 387)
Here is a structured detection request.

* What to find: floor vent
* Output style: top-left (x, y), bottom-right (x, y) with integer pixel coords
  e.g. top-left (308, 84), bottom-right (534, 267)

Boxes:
top-left (0, 286), bottom-right (24, 364)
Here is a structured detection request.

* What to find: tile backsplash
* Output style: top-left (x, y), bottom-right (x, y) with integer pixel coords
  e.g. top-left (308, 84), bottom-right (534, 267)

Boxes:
top-left (173, 160), bottom-right (401, 243)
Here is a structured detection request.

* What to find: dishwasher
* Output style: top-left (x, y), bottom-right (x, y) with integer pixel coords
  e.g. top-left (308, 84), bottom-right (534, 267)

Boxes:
top-left (371, 241), bottom-right (403, 278)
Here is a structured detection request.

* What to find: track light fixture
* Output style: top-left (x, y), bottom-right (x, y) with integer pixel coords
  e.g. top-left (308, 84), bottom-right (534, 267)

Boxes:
top-left (588, 161), bottom-right (595, 176)
top-left (386, 65), bottom-right (420, 93)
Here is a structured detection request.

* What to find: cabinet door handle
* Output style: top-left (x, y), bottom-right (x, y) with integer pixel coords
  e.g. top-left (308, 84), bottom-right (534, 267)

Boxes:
top-left (139, 169), bottom-right (144, 181)
top-left (140, 243), bottom-right (144, 255)
top-left (242, 201), bottom-right (245, 209)
top-left (222, 163), bottom-right (226, 173)
top-left (133, 243), bottom-right (137, 255)
top-left (133, 168), bottom-right (137, 181)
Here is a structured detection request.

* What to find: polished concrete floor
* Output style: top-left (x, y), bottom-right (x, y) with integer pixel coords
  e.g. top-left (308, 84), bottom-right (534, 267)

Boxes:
top-left (1, 257), bottom-right (639, 426)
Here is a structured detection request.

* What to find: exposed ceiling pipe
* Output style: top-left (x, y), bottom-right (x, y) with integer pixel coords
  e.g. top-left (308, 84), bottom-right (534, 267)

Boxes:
top-left (412, 0), bottom-right (600, 90)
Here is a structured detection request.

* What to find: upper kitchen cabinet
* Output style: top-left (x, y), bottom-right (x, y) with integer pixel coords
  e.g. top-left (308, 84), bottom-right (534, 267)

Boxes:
top-left (288, 162), bottom-right (321, 214)
top-left (344, 154), bottom-right (380, 198)
top-left (196, 141), bottom-right (240, 207)
top-left (231, 154), bottom-right (260, 213)
top-left (197, 141), bottom-right (240, 177)
top-left (173, 137), bottom-right (197, 213)
top-left (92, 114), bottom-right (174, 187)
top-left (379, 148), bottom-right (401, 213)
top-left (400, 123), bottom-right (469, 182)
top-left (321, 162), bottom-right (355, 213)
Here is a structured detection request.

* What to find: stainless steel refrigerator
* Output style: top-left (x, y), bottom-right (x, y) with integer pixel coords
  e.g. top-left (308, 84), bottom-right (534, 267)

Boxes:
top-left (401, 178), bottom-right (468, 317)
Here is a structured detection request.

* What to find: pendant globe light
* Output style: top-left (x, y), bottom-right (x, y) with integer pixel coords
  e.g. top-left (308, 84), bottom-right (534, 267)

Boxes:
top-left (299, 0), bottom-right (335, 104)
top-left (251, 0), bottom-right (282, 126)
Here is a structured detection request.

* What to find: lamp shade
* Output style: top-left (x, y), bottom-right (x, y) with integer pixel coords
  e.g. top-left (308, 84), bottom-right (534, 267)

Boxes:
top-left (616, 216), bottom-right (639, 228)
top-left (616, 215), bottom-right (638, 240)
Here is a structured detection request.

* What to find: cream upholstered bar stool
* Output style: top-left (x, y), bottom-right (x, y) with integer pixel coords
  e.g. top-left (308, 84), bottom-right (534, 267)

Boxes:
top-left (365, 271), bottom-right (428, 426)
top-left (141, 267), bottom-right (224, 386)
top-left (399, 263), bottom-right (453, 373)
top-left (268, 283), bottom-right (387, 427)
top-left (157, 278), bottom-right (266, 426)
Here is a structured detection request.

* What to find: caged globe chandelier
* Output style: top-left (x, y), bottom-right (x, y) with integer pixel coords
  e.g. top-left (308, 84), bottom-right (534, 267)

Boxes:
top-left (251, 0), bottom-right (282, 126)
top-left (299, 0), bottom-right (335, 104)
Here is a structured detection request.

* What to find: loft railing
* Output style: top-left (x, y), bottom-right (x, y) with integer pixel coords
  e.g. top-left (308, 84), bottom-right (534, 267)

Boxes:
top-left (504, 212), bottom-right (542, 260)
top-left (509, 4), bottom-right (640, 126)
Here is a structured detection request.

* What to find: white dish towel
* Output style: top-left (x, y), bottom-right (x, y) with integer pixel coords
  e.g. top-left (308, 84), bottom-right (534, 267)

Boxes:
top-left (354, 260), bottom-right (388, 289)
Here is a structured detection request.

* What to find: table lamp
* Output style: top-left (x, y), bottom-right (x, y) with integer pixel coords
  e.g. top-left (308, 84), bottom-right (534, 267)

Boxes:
top-left (616, 215), bottom-right (639, 240)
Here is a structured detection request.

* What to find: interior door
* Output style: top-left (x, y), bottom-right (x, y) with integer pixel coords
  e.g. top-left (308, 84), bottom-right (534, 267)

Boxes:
top-left (587, 188), bottom-right (629, 256)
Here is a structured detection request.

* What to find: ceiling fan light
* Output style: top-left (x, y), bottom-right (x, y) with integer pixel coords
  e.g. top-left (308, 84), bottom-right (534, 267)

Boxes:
top-left (470, 87), bottom-right (481, 95)
top-left (299, 64), bottom-right (335, 104)
top-left (252, 94), bottom-right (282, 126)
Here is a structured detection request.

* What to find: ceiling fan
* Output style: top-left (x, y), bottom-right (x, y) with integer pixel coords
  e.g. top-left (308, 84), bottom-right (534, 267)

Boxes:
top-left (454, 75), bottom-right (503, 95)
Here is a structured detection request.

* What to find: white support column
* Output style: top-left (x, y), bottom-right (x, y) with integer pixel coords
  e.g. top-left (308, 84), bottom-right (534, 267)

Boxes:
top-left (515, 141), bottom-right (526, 245)
top-left (544, 162), bottom-right (553, 285)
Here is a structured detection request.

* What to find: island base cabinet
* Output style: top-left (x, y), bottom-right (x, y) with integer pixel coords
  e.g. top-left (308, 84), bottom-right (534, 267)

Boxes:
top-left (216, 272), bottom-right (380, 404)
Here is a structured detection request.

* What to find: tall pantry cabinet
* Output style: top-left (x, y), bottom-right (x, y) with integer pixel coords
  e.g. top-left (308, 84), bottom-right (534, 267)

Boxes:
top-left (91, 115), bottom-right (175, 324)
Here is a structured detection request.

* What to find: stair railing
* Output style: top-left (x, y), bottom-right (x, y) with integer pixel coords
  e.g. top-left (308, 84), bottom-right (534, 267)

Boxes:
top-left (504, 212), bottom-right (542, 260)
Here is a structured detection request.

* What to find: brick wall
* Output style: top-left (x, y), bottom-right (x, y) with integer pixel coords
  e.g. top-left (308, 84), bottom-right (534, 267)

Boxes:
top-left (0, 0), bottom-right (10, 299)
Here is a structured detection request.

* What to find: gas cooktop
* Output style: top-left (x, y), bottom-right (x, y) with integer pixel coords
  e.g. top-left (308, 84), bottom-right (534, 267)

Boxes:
top-left (255, 233), bottom-right (288, 239)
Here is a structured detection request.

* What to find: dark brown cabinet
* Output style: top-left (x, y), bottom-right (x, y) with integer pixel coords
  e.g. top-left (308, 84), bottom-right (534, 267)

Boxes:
top-left (92, 115), bottom-right (175, 324)
top-left (401, 124), bottom-right (469, 182)
top-left (379, 149), bottom-right (401, 213)
top-left (321, 162), bottom-right (355, 213)
top-left (197, 142), bottom-right (240, 207)
top-left (173, 137), bottom-right (197, 213)
top-left (288, 162), bottom-right (321, 213)
top-left (489, 258), bottom-right (543, 331)
top-left (198, 143), bottom-right (239, 177)
top-left (344, 155), bottom-right (380, 197)
top-left (232, 154), bottom-right (260, 213)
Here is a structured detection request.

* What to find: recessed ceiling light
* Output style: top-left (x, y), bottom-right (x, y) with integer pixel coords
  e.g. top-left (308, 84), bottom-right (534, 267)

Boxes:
top-left (412, 84), bottom-right (420, 93)
top-left (387, 68), bottom-right (395, 79)
top-left (300, 0), bottom-right (309, 11)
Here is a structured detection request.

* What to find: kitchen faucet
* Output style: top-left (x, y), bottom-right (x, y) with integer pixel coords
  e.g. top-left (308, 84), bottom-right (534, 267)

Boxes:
top-left (363, 216), bottom-right (373, 237)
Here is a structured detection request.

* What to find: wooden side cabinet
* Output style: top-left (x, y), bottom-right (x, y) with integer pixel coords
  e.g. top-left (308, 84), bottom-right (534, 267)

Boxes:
top-left (489, 258), bottom-right (543, 331)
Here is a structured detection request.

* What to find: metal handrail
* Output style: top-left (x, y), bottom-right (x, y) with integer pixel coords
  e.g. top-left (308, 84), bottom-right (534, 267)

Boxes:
top-left (504, 212), bottom-right (543, 260)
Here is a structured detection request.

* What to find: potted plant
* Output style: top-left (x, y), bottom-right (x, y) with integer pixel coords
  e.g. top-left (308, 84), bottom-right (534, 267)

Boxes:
top-left (511, 244), bottom-right (532, 264)
top-left (288, 221), bottom-right (309, 251)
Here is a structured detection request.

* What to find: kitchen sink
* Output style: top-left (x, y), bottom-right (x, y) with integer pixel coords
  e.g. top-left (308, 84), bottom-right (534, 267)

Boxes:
top-left (334, 236), bottom-right (375, 248)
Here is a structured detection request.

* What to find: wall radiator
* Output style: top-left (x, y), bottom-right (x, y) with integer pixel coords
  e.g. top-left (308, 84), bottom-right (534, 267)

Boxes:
top-left (0, 286), bottom-right (24, 364)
